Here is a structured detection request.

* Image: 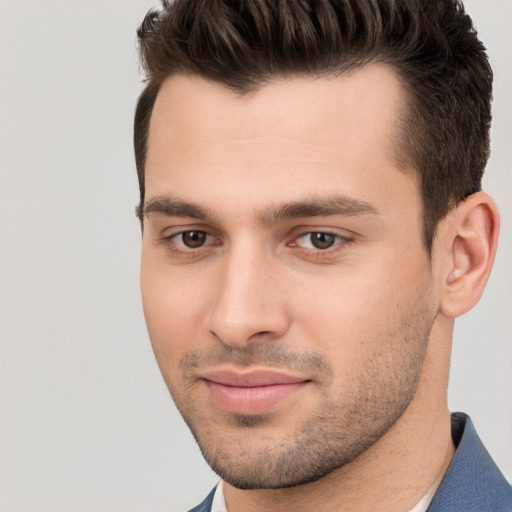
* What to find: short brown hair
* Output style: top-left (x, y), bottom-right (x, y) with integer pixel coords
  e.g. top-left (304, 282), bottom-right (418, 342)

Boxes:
top-left (134, 0), bottom-right (492, 250)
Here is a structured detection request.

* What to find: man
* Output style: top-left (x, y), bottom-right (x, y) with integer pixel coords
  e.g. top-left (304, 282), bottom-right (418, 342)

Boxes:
top-left (134, 0), bottom-right (511, 510)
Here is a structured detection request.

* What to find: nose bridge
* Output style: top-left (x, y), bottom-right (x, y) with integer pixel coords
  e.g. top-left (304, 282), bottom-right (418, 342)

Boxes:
top-left (206, 236), bottom-right (288, 346)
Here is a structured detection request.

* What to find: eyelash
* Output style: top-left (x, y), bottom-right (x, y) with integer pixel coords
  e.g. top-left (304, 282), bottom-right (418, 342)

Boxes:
top-left (291, 232), bottom-right (350, 251)
top-left (162, 230), bottom-right (219, 256)
top-left (162, 230), bottom-right (352, 258)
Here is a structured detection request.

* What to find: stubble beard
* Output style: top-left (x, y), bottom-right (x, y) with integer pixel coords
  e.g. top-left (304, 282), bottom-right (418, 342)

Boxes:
top-left (161, 292), bottom-right (435, 490)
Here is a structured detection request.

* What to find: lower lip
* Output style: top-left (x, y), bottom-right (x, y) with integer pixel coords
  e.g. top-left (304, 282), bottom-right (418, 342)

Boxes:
top-left (204, 380), bottom-right (308, 415)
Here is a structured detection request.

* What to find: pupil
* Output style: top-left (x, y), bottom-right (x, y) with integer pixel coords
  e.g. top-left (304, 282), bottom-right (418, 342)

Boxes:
top-left (311, 232), bottom-right (335, 249)
top-left (182, 231), bottom-right (206, 248)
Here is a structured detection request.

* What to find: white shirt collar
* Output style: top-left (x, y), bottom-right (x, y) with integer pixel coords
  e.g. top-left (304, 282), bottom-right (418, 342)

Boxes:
top-left (211, 481), bottom-right (228, 512)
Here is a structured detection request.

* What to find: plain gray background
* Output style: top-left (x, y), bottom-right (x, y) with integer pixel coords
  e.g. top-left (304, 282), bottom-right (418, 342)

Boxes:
top-left (0, 1), bottom-right (510, 510)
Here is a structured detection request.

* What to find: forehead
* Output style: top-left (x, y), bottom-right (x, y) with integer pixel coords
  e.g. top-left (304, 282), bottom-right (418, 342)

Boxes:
top-left (148, 65), bottom-right (405, 152)
top-left (144, 65), bottom-right (416, 216)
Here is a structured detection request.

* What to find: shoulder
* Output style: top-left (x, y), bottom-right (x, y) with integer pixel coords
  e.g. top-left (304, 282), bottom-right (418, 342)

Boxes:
top-left (428, 412), bottom-right (512, 512)
top-left (187, 486), bottom-right (216, 512)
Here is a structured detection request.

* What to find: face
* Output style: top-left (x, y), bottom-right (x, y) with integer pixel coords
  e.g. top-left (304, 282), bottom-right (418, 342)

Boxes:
top-left (140, 66), bottom-right (437, 489)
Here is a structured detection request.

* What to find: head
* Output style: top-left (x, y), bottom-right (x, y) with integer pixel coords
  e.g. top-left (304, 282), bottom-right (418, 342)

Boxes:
top-left (135, 0), bottom-right (499, 492)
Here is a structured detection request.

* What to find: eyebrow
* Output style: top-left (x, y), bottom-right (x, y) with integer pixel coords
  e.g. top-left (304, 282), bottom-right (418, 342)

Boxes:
top-left (261, 196), bottom-right (380, 224)
top-left (139, 196), bottom-right (212, 221)
top-left (139, 194), bottom-right (380, 224)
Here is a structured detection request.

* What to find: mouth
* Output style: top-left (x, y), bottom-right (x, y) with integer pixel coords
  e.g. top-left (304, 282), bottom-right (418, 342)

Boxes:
top-left (199, 368), bottom-right (311, 415)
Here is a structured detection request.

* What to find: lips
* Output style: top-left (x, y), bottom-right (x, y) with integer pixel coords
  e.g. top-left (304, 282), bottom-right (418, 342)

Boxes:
top-left (200, 369), bottom-right (310, 415)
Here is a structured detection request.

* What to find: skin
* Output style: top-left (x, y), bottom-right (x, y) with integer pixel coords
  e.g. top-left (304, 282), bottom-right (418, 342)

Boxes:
top-left (140, 65), bottom-right (499, 511)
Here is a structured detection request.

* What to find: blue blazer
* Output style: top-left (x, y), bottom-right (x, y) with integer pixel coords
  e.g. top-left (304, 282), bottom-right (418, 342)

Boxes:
top-left (189, 413), bottom-right (512, 511)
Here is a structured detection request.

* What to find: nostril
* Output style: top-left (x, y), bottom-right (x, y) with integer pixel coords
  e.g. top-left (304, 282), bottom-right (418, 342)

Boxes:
top-left (249, 330), bottom-right (273, 340)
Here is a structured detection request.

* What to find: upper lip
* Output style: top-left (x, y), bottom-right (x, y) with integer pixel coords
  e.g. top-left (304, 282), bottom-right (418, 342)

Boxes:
top-left (200, 368), bottom-right (310, 387)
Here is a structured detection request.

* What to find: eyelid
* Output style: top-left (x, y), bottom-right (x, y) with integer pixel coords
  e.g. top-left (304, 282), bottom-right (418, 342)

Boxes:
top-left (178, 232), bottom-right (212, 249)
top-left (288, 229), bottom-right (353, 253)
top-left (161, 228), bottom-right (221, 254)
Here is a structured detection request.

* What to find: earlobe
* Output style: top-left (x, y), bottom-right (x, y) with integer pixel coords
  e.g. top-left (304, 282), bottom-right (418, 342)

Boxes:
top-left (439, 192), bottom-right (500, 318)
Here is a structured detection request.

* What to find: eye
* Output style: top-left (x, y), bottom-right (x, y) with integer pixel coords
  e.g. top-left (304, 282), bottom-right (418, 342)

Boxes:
top-left (172, 230), bottom-right (213, 249)
top-left (295, 232), bottom-right (346, 250)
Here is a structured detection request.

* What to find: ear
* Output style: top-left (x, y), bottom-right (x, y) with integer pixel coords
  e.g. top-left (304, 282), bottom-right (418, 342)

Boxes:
top-left (438, 191), bottom-right (500, 318)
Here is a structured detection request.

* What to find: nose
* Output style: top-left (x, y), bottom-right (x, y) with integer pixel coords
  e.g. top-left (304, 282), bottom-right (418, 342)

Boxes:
top-left (205, 244), bottom-right (290, 347)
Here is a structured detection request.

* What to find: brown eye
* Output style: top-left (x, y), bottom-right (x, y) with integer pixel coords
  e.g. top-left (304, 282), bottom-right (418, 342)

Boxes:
top-left (180, 231), bottom-right (207, 248)
top-left (294, 231), bottom-right (346, 251)
top-left (309, 232), bottom-right (336, 249)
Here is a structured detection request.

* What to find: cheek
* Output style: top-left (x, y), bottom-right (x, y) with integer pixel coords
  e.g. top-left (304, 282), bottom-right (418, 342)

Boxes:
top-left (140, 257), bottom-right (210, 362)
top-left (293, 259), bottom-right (428, 361)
